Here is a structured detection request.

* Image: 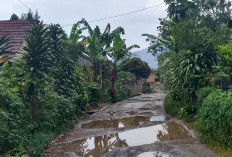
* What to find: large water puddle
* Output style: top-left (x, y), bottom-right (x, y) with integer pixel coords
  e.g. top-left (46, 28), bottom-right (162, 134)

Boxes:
top-left (61, 122), bottom-right (191, 156)
top-left (81, 116), bottom-right (166, 129)
top-left (137, 151), bottom-right (171, 157)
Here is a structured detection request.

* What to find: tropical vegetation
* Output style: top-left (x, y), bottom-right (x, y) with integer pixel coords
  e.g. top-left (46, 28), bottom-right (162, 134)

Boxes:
top-left (144, 0), bottom-right (232, 151)
top-left (0, 16), bottom-right (142, 156)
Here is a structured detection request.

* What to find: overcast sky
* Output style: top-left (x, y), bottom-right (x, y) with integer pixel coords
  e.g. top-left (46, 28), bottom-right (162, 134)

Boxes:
top-left (0, 0), bottom-right (167, 50)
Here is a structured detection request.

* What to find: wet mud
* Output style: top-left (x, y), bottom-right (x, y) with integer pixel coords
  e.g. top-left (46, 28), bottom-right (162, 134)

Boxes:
top-left (44, 92), bottom-right (218, 157)
top-left (61, 121), bottom-right (191, 156)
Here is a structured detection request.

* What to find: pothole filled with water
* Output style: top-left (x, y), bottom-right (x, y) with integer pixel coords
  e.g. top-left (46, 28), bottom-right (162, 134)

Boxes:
top-left (81, 116), bottom-right (149, 129)
top-left (81, 115), bottom-right (167, 129)
top-left (126, 111), bottom-right (137, 115)
top-left (137, 151), bottom-right (171, 157)
top-left (155, 100), bottom-right (164, 107)
top-left (61, 122), bottom-right (192, 157)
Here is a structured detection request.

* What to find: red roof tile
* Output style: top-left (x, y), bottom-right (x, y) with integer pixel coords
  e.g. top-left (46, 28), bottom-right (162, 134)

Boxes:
top-left (0, 20), bottom-right (38, 59)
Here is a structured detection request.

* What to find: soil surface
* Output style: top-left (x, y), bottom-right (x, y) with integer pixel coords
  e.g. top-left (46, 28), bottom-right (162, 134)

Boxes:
top-left (43, 90), bottom-right (218, 157)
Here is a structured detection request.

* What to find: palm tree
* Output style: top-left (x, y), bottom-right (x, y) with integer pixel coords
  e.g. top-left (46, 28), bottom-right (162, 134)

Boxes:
top-left (0, 35), bottom-right (10, 66)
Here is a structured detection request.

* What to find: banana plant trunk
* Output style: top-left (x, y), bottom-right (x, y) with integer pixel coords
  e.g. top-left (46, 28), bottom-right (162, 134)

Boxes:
top-left (110, 63), bottom-right (117, 103)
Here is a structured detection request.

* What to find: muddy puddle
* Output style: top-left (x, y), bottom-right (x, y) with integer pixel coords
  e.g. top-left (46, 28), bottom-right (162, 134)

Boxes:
top-left (61, 122), bottom-right (191, 156)
top-left (155, 100), bottom-right (164, 106)
top-left (81, 116), bottom-right (167, 129)
top-left (137, 151), bottom-right (171, 157)
top-left (81, 116), bottom-right (149, 129)
top-left (126, 111), bottom-right (137, 115)
top-left (138, 107), bottom-right (151, 110)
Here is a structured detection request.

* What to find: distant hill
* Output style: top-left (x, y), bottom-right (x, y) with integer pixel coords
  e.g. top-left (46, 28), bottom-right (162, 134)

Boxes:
top-left (132, 48), bottom-right (158, 70)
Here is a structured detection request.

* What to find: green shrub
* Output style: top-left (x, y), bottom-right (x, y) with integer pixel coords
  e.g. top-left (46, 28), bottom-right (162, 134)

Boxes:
top-left (197, 86), bottom-right (217, 104)
top-left (118, 71), bottom-right (136, 85)
top-left (198, 90), bottom-right (232, 148)
top-left (0, 84), bottom-right (28, 154)
top-left (142, 86), bottom-right (153, 94)
top-left (100, 89), bottom-right (112, 103)
top-left (86, 82), bottom-right (100, 107)
top-left (164, 89), bottom-right (188, 116)
top-left (164, 89), bottom-right (197, 121)
top-left (115, 88), bottom-right (131, 102)
top-left (100, 87), bottom-right (131, 103)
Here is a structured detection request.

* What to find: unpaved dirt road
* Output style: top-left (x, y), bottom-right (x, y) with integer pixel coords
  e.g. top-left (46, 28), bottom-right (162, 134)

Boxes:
top-left (44, 91), bottom-right (217, 157)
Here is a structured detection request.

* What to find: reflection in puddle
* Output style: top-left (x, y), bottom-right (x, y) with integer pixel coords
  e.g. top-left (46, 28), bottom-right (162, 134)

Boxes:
top-left (82, 115), bottom-right (166, 129)
top-left (61, 122), bottom-right (191, 157)
top-left (155, 101), bottom-right (164, 106)
top-left (137, 151), bottom-right (171, 157)
top-left (81, 116), bottom-right (149, 129)
top-left (150, 116), bottom-right (165, 121)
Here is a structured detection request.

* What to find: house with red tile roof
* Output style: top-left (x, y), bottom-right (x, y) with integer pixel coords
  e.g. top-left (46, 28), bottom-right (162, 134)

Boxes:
top-left (0, 20), bottom-right (38, 63)
top-left (0, 20), bottom-right (93, 67)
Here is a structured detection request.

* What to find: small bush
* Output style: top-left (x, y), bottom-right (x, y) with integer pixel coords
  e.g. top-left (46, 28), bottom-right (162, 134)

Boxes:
top-left (164, 89), bottom-right (197, 121)
top-left (118, 71), bottom-right (136, 85)
top-left (86, 82), bottom-right (100, 107)
top-left (115, 88), bottom-right (131, 102)
top-left (197, 86), bottom-right (217, 104)
top-left (164, 89), bottom-right (188, 116)
top-left (142, 86), bottom-right (153, 94)
top-left (100, 89), bottom-right (112, 103)
top-left (198, 90), bottom-right (232, 148)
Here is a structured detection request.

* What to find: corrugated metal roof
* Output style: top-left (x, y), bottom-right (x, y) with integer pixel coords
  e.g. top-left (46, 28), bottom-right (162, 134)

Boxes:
top-left (0, 20), bottom-right (37, 60)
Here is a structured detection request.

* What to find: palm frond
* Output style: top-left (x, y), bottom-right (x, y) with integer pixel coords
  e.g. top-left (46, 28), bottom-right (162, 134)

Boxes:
top-left (0, 35), bottom-right (10, 56)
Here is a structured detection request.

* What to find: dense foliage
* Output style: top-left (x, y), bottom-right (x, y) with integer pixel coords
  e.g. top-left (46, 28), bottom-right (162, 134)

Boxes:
top-left (198, 90), bottom-right (232, 148)
top-left (0, 15), bottom-right (141, 155)
top-left (119, 57), bottom-right (151, 79)
top-left (0, 22), bottom-right (89, 156)
top-left (145, 0), bottom-right (232, 148)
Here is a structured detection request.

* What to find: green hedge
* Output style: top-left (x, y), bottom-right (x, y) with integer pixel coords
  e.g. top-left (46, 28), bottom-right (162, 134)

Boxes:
top-left (86, 82), bottom-right (100, 107)
top-left (197, 86), bottom-right (217, 105)
top-left (198, 90), bottom-right (232, 148)
top-left (164, 89), bottom-right (197, 121)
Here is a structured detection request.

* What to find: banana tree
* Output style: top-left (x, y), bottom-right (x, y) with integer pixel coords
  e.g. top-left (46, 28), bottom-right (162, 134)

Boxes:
top-left (108, 33), bottom-right (140, 102)
top-left (79, 19), bottom-right (125, 86)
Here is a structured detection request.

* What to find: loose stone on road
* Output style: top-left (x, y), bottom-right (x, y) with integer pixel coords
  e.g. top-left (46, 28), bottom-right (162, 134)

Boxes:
top-left (44, 90), bottom-right (218, 157)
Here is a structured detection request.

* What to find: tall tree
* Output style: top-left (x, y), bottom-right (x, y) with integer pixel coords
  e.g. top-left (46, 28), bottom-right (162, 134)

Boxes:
top-left (20, 9), bottom-right (40, 20)
top-left (23, 22), bottom-right (49, 120)
top-left (119, 57), bottom-right (151, 79)
top-left (10, 14), bottom-right (19, 20)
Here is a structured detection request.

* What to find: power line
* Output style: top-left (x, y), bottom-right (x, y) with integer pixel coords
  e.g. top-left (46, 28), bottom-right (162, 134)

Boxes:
top-left (62, 3), bottom-right (165, 27)
top-left (17, 0), bottom-right (30, 10)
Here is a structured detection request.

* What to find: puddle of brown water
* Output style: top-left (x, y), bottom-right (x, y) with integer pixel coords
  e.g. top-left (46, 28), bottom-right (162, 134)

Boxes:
top-left (82, 115), bottom-right (166, 129)
top-left (126, 111), bottom-right (137, 115)
top-left (81, 116), bottom-right (150, 129)
top-left (138, 107), bottom-right (151, 110)
top-left (141, 112), bottom-right (154, 115)
top-left (137, 151), bottom-right (171, 157)
top-left (61, 122), bottom-right (191, 157)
